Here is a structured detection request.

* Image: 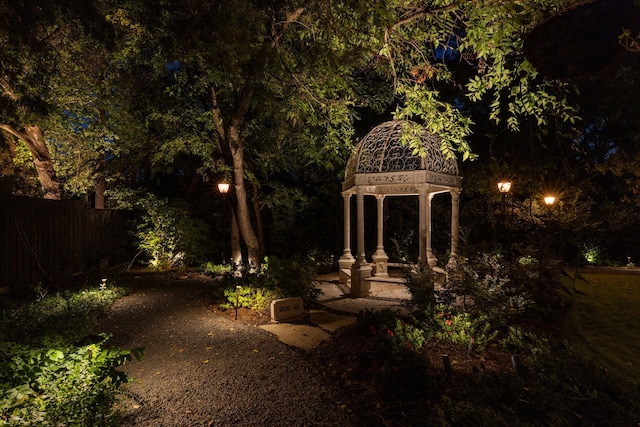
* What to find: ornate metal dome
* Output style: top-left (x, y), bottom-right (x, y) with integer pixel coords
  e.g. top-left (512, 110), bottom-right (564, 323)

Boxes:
top-left (344, 120), bottom-right (459, 188)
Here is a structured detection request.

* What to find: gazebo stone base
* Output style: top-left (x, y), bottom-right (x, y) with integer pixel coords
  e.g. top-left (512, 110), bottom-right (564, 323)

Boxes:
top-left (350, 263), bottom-right (372, 297)
top-left (338, 255), bottom-right (355, 285)
top-left (372, 251), bottom-right (389, 277)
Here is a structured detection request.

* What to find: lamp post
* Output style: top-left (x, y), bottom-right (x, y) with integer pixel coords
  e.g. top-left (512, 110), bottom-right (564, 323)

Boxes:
top-left (497, 181), bottom-right (511, 247)
top-left (538, 195), bottom-right (556, 310)
top-left (498, 181), bottom-right (511, 224)
top-left (217, 181), bottom-right (233, 270)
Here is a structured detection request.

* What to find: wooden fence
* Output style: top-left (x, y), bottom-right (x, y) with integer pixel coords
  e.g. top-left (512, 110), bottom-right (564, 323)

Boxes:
top-left (1, 196), bottom-right (133, 291)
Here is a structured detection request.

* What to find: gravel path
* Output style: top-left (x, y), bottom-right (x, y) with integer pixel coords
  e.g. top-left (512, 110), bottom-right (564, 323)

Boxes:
top-left (99, 276), bottom-right (363, 427)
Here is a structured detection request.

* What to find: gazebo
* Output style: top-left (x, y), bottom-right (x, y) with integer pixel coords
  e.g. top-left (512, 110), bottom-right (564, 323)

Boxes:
top-left (338, 120), bottom-right (463, 297)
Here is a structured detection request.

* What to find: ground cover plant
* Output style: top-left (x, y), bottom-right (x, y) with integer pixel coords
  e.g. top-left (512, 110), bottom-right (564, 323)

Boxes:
top-left (0, 282), bottom-right (142, 426)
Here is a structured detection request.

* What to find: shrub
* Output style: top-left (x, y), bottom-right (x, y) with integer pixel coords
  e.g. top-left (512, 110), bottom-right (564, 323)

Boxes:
top-left (0, 336), bottom-right (143, 426)
top-left (402, 265), bottom-right (436, 310)
top-left (219, 286), bottom-right (279, 311)
top-left (0, 284), bottom-right (142, 426)
top-left (360, 310), bottom-right (433, 400)
top-left (218, 256), bottom-right (320, 310)
top-left (426, 305), bottom-right (498, 352)
top-left (0, 286), bottom-right (123, 345)
top-left (307, 250), bottom-right (337, 275)
top-left (201, 262), bottom-right (231, 276)
top-left (500, 325), bottom-right (550, 362)
top-left (109, 191), bottom-right (212, 268)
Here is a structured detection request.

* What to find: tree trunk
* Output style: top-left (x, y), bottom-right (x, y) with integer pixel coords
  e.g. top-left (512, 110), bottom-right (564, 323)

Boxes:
top-left (94, 178), bottom-right (106, 209)
top-left (252, 181), bottom-right (266, 261)
top-left (0, 124), bottom-right (60, 199)
top-left (230, 210), bottom-right (242, 268)
top-left (228, 126), bottom-right (260, 268)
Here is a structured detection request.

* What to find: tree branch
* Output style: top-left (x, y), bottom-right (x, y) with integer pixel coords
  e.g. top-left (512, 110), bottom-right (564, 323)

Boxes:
top-left (271, 7), bottom-right (305, 46)
top-left (390, 2), bottom-right (463, 32)
top-left (210, 85), bottom-right (226, 141)
top-left (0, 123), bottom-right (26, 142)
top-left (0, 77), bottom-right (19, 101)
top-left (230, 86), bottom-right (254, 130)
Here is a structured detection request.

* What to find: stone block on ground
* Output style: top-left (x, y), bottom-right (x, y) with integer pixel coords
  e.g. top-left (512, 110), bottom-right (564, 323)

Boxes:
top-left (270, 297), bottom-right (304, 322)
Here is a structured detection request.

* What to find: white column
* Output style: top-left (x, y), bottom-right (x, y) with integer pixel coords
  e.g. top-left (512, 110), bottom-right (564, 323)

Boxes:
top-left (426, 193), bottom-right (437, 267)
top-left (350, 187), bottom-right (371, 297)
top-left (372, 194), bottom-right (389, 277)
top-left (338, 191), bottom-right (355, 284)
top-left (447, 189), bottom-right (461, 269)
top-left (418, 187), bottom-right (427, 267)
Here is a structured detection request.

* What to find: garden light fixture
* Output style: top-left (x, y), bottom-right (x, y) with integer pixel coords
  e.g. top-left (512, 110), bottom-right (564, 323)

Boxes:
top-left (217, 182), bottom-right (230, 194)
top-left (544, 196), bottom-right (555, 205)
top-left (497, 181), bottom-right (511, 194)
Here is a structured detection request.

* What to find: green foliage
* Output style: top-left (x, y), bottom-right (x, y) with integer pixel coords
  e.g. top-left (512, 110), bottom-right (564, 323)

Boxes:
top-left (500, 325), bottom-right (551, 361)
top-left (426, 305), bottom-right (498, 352)
top-left (218, 256), bottom-right (320, 310)
top-left (201, 262), bottom-right (232, 276)
top-left (377, 0), bottom-right (583, 159)
top-left (453, 253), bottom-right (536, 319)
top-left (109, 190), bottom-right (212, 268)
top-left (0, 337), bottom-right (142, 427)
top-left (360, 309), bottom-right (433, 400)
top-left (0, 285), bottom-right (142, 426)
top-left (401, 266), bottom-right (436, 310)
top-left (0, 287), bottom-right (123, 345)
top-left (360, 303), bottom-right (640, 426)
top-left (431, 341), bottom-right (640, 427)
top-left (582, 242), bottom-right (602, 265)
top-left (307, 250), bottom-right (338, 275)
top-left (220, 286), bottom-right (278, 312)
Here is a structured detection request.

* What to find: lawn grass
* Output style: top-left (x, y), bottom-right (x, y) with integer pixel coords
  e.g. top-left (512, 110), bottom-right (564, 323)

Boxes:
top-left (562, 272), bottom-right (640, 384)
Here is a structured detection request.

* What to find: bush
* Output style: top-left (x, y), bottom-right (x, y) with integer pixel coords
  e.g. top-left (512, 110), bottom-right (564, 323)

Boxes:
top-left (360, 309), bottom-right (433, 400)
top-left (402, 265), bottom-right (436, 310)
top-left (420, 305), bottom-right (498, 352)
top-left (219, 286), bottom-right (279, 311)
top-left (1, 286), bottom-right (123, 344)
top-left (218, 256), bottom-right (320, 310)
top-left (0, 337), bottom-right (142, 426)
top-left (109, 191), bottom-right (212, 268)
top-left (201, 262), bottom-right (232, 276)
top-left (429, 342), bottom-right (640, 427)
top-left (0, 285), bottom-right (142, 426)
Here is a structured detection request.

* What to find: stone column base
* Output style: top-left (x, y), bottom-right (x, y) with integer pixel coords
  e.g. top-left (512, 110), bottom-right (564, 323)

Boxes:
top-left (372, 251), bottom-right (389, 277)
top-left (350, 263), bottom-right (372, 297)
top-left (338, 254), bottom-right (355, 284)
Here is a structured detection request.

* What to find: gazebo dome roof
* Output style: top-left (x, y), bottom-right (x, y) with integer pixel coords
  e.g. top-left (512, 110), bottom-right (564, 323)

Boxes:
top-left (343, 120), bottom-right (459, 189)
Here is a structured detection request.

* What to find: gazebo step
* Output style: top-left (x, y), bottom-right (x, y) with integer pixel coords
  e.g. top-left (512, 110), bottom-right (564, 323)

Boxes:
top-left (365, 276), bottom-right (405, 284)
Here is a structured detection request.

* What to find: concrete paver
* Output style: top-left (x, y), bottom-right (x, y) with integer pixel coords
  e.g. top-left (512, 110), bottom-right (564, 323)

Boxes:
top-left (260, 278), bottom-right (410, 350)
top-left (309, 310), bottom-right (357, 332)
top-left (259, 323), bottom-right (331, 351)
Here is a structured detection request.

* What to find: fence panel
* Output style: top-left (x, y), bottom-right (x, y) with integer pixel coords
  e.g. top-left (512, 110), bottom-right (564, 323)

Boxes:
top-left (1, 196), bottom-right (133, 291)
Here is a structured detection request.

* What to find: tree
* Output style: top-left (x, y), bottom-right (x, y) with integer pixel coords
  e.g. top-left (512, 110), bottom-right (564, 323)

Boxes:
top-left (0, 1), bottom-right (132, 202)
top-left (102, 0), bottom-right (590, 266)
top-left (106, 0), bottom-right (388, 266)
